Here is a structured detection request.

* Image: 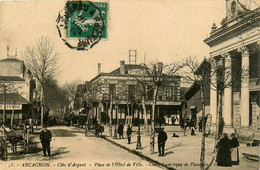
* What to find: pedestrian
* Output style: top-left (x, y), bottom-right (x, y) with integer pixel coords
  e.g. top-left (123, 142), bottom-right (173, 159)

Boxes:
top-left (171, 116), bottom-right (176, 125)
top-left (190, 119), bottom-right (196, 135)
top-left (158, 128), bottom-right (168, 157)
top-left (180, 117), bottom-right (184, 130)
top-left (118, 123), bottom-right (124, 139)
top-left (215, 133), bottom-right (232, 167)
top-left (9, 129), bottom-right (18, 153)
top-left (40, 125), bottom-right (52, 157)
top-left (230, 133), bottom-right (239, 165)
top-left (126, 125), bottom-right (132, 144)
top-left (199, 118), bottom-right (202, 132)
top-left (159, 118), bottom-right (163, 127)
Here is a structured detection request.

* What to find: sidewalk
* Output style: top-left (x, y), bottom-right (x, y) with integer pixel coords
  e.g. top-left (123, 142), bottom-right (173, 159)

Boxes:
top-left (101, 125), bottom-right (259, 170)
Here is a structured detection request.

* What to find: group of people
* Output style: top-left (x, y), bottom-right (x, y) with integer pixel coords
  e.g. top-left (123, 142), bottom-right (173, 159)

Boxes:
top-left (118, 123), bottom-right (168, 157)
top-left (216, 133), bottom-right (240, 167)
top-left (117, 123), bottom-right (133, 144)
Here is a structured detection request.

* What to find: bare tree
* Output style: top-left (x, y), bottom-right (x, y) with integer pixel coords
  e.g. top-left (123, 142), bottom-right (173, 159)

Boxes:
top-left (63, 80), bottom-right (81, 112)
top-left (143, 61), bottom-right (183, 154)
top-left (23, 36), bottom-right (60, 128)
top-left (44, 77), bottom-right (69, 120)
top-left (182, 56), bottom-right (213, 170)
top-left (182, 55), bottom-right (242, 170)
top-left (132, 70), bottom-right (149, 132)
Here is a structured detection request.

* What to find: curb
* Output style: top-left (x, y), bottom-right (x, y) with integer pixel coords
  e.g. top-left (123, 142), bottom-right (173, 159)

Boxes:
top-left (101, 135), bottom-right (176, 170)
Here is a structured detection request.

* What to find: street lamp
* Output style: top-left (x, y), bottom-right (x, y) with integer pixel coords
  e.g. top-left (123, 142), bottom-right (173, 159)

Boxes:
top-left (136, 101), bottom-right (142, 149)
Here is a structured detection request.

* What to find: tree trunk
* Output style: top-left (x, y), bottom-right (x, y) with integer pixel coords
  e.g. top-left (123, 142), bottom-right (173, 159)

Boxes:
top-left (200, 88), bottom-right (206, 170)
top-left (215, 90), bottom-right (224, 147)
top-left (97, 102), bottom-right (102, 125)
top-left (41, 86), bottom-right (44, 128)
top-left (11, 102), bottom-right (15, 128)
top-left (142, 95), bottom-right (148, 131)
top-left (3, 90), bottom-right (6, 123)
top-left (127, 103), bottom-right (130, 116)
top-left (150, 86), bottom-right (158, 154)
top-left (109, 95), bottom-right (113, 136)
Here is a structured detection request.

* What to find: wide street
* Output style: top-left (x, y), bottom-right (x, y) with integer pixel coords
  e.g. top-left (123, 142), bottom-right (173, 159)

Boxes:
top-left (0, 126), bottom-right (163, 170)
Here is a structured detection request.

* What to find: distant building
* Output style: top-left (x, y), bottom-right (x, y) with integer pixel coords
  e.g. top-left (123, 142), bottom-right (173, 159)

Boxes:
top-left (0, 51), bottom-right (35, 124)
top-left (84, 61), bottom-right (182, 126)
top-left (204, 0), bottom-right (260, 137)
top-left (182, 59), bottom-right (211, 122)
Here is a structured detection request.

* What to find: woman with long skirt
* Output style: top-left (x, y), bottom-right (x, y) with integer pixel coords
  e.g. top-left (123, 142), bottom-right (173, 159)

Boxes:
top-left (230, 133), bottom-right (240, 165)
top-left (216, 133), bottom-right (232, 167)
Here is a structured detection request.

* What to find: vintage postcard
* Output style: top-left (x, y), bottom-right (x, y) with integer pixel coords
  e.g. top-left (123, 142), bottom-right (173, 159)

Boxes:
top-left (0, 0), bottom-right (259, 170)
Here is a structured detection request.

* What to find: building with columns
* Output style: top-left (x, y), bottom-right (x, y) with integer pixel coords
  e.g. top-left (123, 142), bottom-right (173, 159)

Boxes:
top-left (204, 0), bottom-right (259, 137)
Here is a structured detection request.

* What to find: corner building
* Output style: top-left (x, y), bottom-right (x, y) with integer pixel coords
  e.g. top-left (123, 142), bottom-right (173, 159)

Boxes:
top-left (86, 61), bottom-right (182, 126)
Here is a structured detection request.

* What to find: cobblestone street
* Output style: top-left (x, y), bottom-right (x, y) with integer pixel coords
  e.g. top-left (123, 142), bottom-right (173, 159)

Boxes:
top-left (0, 126), bottom-right (162, 170)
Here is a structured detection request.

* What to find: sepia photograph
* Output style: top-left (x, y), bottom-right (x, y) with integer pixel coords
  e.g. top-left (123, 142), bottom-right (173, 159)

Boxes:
top-left (0, 0), bottom-right (259, 169)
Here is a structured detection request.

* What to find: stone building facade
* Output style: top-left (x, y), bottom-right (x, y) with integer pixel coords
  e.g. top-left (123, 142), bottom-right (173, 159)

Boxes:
top-left (204, 0), bottom-right (260, 137)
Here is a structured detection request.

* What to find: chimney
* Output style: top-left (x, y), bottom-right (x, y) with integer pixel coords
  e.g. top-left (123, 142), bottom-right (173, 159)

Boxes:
top-left (120, 60), bottom-right (125, 74)
top-left (158, 62), bottom-right (163, 74)
top-left (98, 63), bottom-right (101, 74)
top-left (158, 62), bottom-right (163, 69)
top-left (211, 23), bottom-right (217, 33)
top-left (7, 46), bottom-right (9, 57)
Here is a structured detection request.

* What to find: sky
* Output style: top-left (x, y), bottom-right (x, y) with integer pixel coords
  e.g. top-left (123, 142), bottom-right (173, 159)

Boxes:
top-left (0, 0), bottom-right (229, 84)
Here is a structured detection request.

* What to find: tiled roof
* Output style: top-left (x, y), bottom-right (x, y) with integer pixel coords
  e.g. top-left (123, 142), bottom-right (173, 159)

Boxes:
top-left (0, 76), bottom-right (25, 81)
top-left (0, 93), bottom-right (29, 104)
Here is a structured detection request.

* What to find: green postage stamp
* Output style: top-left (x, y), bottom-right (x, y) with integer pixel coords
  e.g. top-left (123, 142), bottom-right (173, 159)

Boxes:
top-left (56, 1), bottom-right (108, 51)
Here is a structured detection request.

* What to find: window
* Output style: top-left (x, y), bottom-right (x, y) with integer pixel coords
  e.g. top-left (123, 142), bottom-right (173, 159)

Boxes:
top-left (166, 86), bottom-right (173, 100)
top-left (109, 84), bottom-right (116, 97)
top-left (174, 85), bottom-right (178, 101)
top-left (128, 85), bottom-right (135, 101)
top-left (14, 113), bottom-right (19, 119)
top-left (18, 113), bottom-right (23, 120)
top-left (146, 85), bottom-right (153, 100)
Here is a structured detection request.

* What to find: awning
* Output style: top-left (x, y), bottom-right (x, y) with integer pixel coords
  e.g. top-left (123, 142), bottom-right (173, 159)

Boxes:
top-left (0, 93), bottom-right (29, 104)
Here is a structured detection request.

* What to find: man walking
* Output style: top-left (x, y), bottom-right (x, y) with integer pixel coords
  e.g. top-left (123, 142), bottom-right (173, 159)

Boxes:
top-left (40, 125), bottom-right (52, 157)
top-left (118, 123), bottom-right (124, 139)
top-left (158, 127), bottom-right (167, 157)
top-left (126, 125), bottom-right (132, 144)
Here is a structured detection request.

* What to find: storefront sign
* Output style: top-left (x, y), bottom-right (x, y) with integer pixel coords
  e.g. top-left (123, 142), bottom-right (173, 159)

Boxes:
top-left (0, 104), bottom-right (22, 110)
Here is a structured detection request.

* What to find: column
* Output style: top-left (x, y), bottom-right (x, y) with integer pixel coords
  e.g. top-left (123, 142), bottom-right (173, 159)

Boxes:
top-left (239, 47), bottom-right (250, 127)
top-left (210, 58), bottom-right (217, 125)
top-left (222, 53), bottom-right (232, 126)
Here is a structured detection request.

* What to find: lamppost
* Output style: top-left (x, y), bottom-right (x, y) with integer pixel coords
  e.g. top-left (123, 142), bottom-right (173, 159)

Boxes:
top-left (136, 101), bottom-right (142, 149)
